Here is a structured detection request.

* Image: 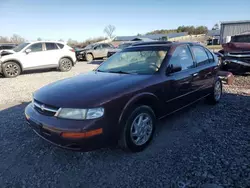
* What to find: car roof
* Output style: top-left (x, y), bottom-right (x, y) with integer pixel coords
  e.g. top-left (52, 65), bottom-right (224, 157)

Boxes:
top-left (127, 41), bottom-right (203, 50)
top-left (28, 41), bottom-right (66, 44)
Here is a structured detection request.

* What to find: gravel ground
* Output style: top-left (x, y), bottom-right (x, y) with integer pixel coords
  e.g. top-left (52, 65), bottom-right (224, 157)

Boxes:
top-left (0, 65), bottom-right (249, 188)
top-left (0, 61), bottom-right (99, 106)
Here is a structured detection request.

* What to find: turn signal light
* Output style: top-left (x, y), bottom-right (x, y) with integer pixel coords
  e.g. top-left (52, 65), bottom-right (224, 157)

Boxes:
top-left (61, 128), bottom-right (103, 139)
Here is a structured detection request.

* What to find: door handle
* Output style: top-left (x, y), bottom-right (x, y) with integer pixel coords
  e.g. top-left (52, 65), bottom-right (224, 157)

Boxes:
top-left (192, 73), bottom-right (198, 77)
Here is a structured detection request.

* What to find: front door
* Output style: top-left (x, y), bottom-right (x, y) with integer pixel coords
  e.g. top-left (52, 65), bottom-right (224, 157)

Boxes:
top-left (20, 42), bottom-right (45, 69)
top-left (93, 44), bottom-right (105, 58)
top-left (164, 45), bottom-right (198, 113)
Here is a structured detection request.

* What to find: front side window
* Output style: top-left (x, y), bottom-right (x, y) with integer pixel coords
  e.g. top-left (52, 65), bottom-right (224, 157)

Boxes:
top-left (97, 49), bottom-right (169, 75)
top-left (168, 45), bottom-right (194, 71)
top-left (191, 46), bottom-right (209, 66)
top-left (95, 45), bottom-right (102, 50)
top-left (45, 43), bottom-right (59, 50)
top-left (27, 43), bottom-right (43, 52)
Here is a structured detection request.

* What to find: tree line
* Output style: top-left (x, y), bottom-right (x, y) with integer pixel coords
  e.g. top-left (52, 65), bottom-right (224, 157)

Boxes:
top-left (147, 25), bottom-right (209, 35)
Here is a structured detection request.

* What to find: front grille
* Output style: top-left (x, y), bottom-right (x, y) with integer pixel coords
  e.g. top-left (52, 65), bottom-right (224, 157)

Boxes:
top-left (33, 99), bottom-right (59, 116)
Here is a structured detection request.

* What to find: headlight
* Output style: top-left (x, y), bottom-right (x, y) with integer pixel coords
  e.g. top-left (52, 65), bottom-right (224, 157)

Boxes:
top-left (56, 107), bottom-right (104, 120)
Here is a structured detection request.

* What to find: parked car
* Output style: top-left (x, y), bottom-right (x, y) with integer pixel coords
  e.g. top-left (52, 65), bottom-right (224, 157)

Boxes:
top-left (25, 42), bottom-right (222, 152)
top-left (216, 33), bottom-right (250, 72)
top-left (107, 42), bottom-right (134, 58)
top-left (0, 43), bottom-right (17, 51)
top-left (75, 43), bottom-right (114, 62)
top-left (0, 41), bottom-right (76, 78)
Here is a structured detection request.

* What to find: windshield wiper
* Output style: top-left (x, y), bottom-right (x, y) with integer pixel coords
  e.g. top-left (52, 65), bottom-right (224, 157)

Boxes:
top-left (107, 70), bottom-right (131, 74)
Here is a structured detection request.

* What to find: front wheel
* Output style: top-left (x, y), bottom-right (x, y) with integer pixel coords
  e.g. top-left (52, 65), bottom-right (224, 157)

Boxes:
top-left (2, 61), bottom-right (21, 78)
top-left (207, 79), bottom-right (222, 104)
top-left (85, 54), bottom-right (93, 62)
top-left (58, 58), bottom-right (73, 72)
top-left (119, 105), bottom-right (156, 152)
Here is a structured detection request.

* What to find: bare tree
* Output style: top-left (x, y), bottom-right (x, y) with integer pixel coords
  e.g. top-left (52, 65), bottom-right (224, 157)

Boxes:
top-left (37, 37), bottom-right (42, 41)
top-left (104, 25), bottom-right (116, 39)
top-left (10, 34), bottom-right (25, 44)
top-left (0, 36), bottom-right (10, 43)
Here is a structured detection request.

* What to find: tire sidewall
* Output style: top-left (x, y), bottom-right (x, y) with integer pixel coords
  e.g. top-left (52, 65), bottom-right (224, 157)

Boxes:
top-left (122, 105), bottom-right (156, 152)
top-left (213, 78), bottom-right (222, 102)
top-left (2, 61), bottom-right (21, 78)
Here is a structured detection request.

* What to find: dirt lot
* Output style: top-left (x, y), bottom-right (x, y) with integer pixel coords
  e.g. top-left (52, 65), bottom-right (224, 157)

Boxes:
top-left (0, 62), bottom-right (249, 188)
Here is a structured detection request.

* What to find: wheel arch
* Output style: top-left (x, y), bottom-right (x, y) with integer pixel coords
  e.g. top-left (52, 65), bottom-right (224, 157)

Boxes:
top-left (59, 56), bottom-right (74, 66)
top-left (2, 59), bottom-right (23, 72)
top-left (118, 92), bottom-right (161, 125)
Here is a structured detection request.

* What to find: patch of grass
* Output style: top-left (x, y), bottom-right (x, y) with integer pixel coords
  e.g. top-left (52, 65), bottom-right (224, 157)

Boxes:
top-left (206, 45), bottom-right (222, 50)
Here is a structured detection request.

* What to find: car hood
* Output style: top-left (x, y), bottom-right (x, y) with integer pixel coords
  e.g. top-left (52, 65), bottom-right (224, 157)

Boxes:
top-left (0, 50), bottom-right (15, 58)
top-left (222, 42), bottom-right (250, 53)
top-left (34, 71), bottom-right (152, 108)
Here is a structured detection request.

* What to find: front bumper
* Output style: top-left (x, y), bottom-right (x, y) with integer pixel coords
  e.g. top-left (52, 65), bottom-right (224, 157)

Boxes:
top-left (25, 103), bottom-right (111, 151)
top-left (223, 55), bottom-right (250, 71)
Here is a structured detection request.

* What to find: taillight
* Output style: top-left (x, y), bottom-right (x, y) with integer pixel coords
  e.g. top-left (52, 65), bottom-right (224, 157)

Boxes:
top-left (70, 49), bottom-right (75, 52)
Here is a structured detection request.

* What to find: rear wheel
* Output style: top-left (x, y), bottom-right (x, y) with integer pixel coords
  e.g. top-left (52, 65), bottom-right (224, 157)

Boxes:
top-left (59, 58), bottom-right (73, 72)
top-left (119, 105), bottom-right (156, 152)
top-left (85, 54), bottom-right (93, 62)
top-left (207, 79), bottom-right (222, 104)
top-left (2, 61), bottom-right (21, 78)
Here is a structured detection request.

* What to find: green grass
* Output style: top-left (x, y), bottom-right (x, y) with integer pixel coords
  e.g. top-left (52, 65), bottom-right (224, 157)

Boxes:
top-left (206, 45), bottom-right (222, 50)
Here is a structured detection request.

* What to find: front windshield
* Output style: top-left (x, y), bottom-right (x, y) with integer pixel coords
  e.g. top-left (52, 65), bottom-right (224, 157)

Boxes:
top-left (13, 43), bottom-right (30, 52)
top-left (84, 44), bottom-right (95, 49)
top-left (97, 49), bottom-right (168, 75)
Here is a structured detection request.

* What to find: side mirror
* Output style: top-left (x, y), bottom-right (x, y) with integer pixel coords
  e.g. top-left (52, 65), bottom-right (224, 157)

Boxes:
top-left (25, 49), bottom-right (31, 54)
top-left (166, 64), bottom-right (182, 75)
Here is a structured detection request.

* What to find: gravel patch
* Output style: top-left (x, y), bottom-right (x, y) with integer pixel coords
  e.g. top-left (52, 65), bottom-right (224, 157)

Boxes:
top-left (0, 62), bottom-right (98, 105)
top-left (0, 68), bottom-right (249, 188)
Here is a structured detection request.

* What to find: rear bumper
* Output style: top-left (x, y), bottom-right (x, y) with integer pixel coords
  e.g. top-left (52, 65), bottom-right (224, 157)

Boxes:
top-left (25, 103), bottom-right (113, 151)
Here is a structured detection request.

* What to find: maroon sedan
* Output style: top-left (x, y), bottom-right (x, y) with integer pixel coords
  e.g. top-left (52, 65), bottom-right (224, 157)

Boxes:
top-left (25, 42), bottom-right (222, 152)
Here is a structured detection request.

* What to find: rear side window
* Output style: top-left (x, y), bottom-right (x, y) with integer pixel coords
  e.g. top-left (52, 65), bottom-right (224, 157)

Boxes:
top-left (168, 45), bottom-right (194, 70)
top-left (45, 43), bottom-right (59, 50)
top-left (205, 48), bottom-right (214, 62)
top-left (56, 43), bottom-right (64, 49)
top-left (191, 46), bottom-right (209, 66)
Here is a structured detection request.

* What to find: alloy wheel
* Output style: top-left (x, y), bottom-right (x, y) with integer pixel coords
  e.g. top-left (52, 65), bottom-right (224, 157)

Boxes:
top-left (130, 113), bottom-right (153, 146)
top-left (214, 80), bottom-right (222, 101)
top-left (5, 63), bottom-right (19, 77)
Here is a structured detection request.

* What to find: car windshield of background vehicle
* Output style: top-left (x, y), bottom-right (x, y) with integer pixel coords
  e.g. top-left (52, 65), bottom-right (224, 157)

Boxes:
top-left (84, 44), bottom-right (95, 49)
top-left (97, 50), bottom-right (168, 75)
top-left (13, 43), bottom-right (30, 52)
top-left (231, 35), bottom-right (250, 43)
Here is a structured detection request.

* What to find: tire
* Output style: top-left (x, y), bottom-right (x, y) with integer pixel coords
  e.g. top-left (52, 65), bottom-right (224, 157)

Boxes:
top-left (85, 54), bottom-right (93, 62)
top-left (207, 78), bottom-right (222, 105)
top-left (2, 61), bottom-right (21, 78)
top-left (119, 105), bottom-right (156, 152)
top-left (58, 58), bottom-right (73, 72)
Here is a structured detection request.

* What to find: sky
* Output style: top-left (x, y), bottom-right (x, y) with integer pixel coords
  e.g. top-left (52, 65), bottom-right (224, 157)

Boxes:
top-left (0, 0), bottom-right (250, 41)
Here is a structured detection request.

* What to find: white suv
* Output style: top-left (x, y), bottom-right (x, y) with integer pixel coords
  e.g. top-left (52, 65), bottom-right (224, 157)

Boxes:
top-left (0, 41), bottom-right (76, 78)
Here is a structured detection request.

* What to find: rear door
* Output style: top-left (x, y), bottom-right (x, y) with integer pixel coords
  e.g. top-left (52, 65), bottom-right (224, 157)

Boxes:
top-left (164, 45), bottom-right (198, 112)
top-left (43, 42), bottom-right (61, 66)
top-left (190, 45), bottom-right (216, 97)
